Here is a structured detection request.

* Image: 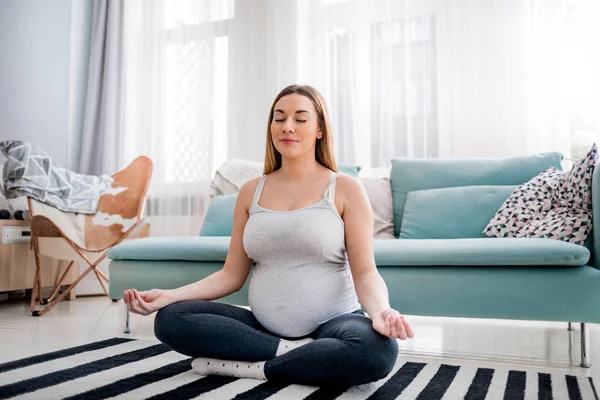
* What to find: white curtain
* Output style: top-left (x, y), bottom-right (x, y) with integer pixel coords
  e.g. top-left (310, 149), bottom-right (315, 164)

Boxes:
top-left (115, 0), bottom-right (235, 236)
top-left (298, 0), bottom-right (600, 167)
top-left (110, 0), bottom-right (600, 236)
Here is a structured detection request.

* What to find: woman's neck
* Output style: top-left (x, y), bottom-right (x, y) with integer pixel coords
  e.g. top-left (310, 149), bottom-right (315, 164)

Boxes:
top-left (278, 157), bottom-right (324, 182)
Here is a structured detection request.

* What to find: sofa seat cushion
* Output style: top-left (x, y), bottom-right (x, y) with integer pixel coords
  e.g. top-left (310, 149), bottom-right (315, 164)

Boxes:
top-left (109, 236), bottom-right (589, 267)
top-left (374, 238), bottom-right (589, 266)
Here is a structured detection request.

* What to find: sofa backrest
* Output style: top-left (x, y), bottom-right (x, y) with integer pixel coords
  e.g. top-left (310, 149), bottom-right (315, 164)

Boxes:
top-left (389, 152), bottom-right (565, 239)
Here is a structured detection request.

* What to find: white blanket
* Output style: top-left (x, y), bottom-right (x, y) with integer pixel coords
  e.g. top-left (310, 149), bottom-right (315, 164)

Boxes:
top-left (209, 159), bottom-right (263, 198)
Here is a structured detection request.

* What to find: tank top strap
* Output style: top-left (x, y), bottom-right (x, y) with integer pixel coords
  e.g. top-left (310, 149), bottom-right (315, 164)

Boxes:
top-left (251, 174), bottom-right (268, 207)
top-left (323, 172), bottom-right (342, 203)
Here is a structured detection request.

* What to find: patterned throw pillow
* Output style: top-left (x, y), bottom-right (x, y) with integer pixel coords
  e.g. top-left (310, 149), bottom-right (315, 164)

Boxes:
top-left (483, 144), bottom-right (597, 245)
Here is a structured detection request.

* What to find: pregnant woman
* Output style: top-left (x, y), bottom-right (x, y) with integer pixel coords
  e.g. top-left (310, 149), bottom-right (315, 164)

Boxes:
top-left (124, 84), bottom-right (414, 386)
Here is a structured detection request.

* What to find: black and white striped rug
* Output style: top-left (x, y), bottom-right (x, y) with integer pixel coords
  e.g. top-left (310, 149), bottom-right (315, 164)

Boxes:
top-left (0, 337), bottom-right (597, 399)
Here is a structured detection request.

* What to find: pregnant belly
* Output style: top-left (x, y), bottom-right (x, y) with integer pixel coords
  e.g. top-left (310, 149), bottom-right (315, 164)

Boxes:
top-left (248, 265), bottom-right (359, 338)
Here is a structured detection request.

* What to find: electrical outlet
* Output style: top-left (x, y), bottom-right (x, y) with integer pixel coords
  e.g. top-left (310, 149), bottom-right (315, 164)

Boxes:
top-left (2, 225), bottom-right (31, 244)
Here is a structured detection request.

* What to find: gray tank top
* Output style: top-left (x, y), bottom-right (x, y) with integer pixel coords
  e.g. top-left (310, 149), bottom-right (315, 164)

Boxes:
top-left (243, 172), bottom-right (361, 338)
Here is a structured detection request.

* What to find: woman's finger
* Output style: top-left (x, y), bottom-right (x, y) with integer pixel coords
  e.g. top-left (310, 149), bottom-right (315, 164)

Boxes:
top-left (133, 289), bottom-right (150, 304)
top-left (127, 292), bottom-right (141, 312)
top-left (402, 316), bottom-right (415, 338)
top-left (134, 290), bottom-right (154, 313)
top-left (131, 290), bottom-right (149, 313)
top-left (124, 290), bottom-right (134, 312)
top-left (396, 317), bottom-right (407, 340)
top-left (384, 315), bottom-right (392, 337)
top-left (128, 290), bottom-right (142, 314)
top-left (389, 316), bottom-right (399, 338)
top-left (130, 299), bottom-right (147, 316)
top-left (137, 291), bottom-right (149, 300)
top-left (393, 316), bottom-right (403, 339)
top-left (128, 290), bottom-right (148, 315)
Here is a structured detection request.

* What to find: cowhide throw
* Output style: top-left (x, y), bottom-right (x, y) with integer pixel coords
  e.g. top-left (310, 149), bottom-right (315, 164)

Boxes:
top-left (30, 156), bottom-right (153, 252)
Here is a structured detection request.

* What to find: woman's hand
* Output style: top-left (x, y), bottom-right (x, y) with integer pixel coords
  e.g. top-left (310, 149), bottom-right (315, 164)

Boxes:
top-left (123, 288), bottom-right (173, 316)
top-left (371, 308), bottom-right (415, 339)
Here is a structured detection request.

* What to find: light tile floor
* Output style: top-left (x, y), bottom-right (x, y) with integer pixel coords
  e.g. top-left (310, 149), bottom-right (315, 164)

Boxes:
top-left (0, 296), bottom-right (598, 382)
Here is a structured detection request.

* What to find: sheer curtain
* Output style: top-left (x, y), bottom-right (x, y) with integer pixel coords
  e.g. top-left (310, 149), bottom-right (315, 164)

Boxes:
top-left (297, 0), bottom-right (600, 170)
top-left (227, 0), bottom-right (600, 169)
top-left (115, 0), bottom-right (234, 236)
top-left (109, 0), bottom-right (600, 236)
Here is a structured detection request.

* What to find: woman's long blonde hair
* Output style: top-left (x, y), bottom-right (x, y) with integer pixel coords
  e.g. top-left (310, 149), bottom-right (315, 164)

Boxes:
top-left (264, 85), bottom-right (338, 174)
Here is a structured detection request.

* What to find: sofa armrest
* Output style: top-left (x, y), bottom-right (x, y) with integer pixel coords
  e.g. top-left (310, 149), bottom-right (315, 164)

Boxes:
top-left (108, 236), bottom-right (230, 262)
top-left (591, 167), bottom-right (600, 269)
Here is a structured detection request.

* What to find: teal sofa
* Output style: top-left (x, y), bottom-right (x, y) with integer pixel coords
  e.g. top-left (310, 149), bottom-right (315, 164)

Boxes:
top-left (108, 153), bottom-right (600, 367)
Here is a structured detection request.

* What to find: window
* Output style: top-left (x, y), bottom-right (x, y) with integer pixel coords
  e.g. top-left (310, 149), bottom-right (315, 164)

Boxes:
top-left (328, 29), bottom-right (356, 164)
top-left (370, 14), bottom-right (438, 165)
top-left (162, 0), bottom-right (233, 183)
top-left (566, 0), bottom-right (600, 160)
top-left (323, 1), bottom-right (439, 169)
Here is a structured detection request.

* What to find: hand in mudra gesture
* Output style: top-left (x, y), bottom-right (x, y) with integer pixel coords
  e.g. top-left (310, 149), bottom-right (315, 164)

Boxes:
top-left (371, 308), bottom-right (415, 339)
top-left (124, 288), bottom-right (172, 316)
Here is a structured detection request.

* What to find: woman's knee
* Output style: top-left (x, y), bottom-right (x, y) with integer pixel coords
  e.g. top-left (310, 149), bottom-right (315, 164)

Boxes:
top-left (361, 333), bottom-right (399, 381)
top-left (348, 319), bottom-right (399, 382)
top-left (153, 300), bottom-right (210, 343)
top-left (333, 316), bottom-right (399, 382)
top-left (153, 303), bottom-right (178, 343)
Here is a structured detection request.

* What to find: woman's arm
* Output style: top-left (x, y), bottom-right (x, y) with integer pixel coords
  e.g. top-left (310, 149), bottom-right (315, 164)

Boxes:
top-left (124, 178), bottom-right (258, 315)
top-left (170, 179), bottom-right (258, 302)
top-left (338, 175), bottom-right (414, 339)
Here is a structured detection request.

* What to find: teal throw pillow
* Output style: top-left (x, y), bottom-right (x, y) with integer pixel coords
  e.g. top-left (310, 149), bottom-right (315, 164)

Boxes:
top-left (400, 185), bottom-right (517, 239)
top-left (199, 193), bottom-right (237, 236)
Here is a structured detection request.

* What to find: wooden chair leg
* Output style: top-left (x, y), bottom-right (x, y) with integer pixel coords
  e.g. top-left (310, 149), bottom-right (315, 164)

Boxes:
top-left (37, 268), bottom-right (45, 305)
top-left (32, 264), bottom-right (97, 316)
top-left (30, 238), bottom-right (47, 311)
top-left (29, 234), bottom-right (129, 315)
top-left (47, 261), bottom-right (75, 302)
top-left (30, 265), bottom-right (39, 313)
top-left (92, 267), bottom-right (109, 297)
top-left (96, 268), bottom-right (109, 283)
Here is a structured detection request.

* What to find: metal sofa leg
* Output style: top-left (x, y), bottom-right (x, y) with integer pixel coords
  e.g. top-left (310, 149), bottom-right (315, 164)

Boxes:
top-left (568, 322), bottom-right (574, 331)
top-left (124, 305), bottom-right (131, 334)
top-left (580, 323), bottom-right (591, 368)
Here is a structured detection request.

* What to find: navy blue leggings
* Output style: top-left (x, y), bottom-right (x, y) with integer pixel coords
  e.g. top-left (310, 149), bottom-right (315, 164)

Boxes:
top-left (154, 300), bottom-right (399, 386)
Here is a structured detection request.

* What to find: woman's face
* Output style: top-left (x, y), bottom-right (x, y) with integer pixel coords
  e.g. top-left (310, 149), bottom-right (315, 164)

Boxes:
top-left (271, 94), bottom-right (322, 161)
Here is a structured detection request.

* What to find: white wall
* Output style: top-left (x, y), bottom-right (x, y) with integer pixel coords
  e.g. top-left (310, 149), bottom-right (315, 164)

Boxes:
top-left (0, 0), bottom-right (93, 170)
top-left (0, 0), bottom-right (100, 295)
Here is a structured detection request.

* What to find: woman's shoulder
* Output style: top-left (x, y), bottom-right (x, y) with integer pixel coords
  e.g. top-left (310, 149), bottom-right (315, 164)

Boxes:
top-left (240, 175), bottom-right (262, 192)
top-left (334, 173), bottom-right (365, 197)
top-left (237, 176), bottom-right (263, 206)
